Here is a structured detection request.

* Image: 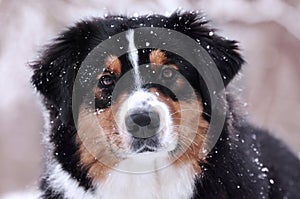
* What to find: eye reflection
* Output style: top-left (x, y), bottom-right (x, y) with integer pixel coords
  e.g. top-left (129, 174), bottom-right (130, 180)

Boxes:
top-left (99, 75), bottom-right (115, 88)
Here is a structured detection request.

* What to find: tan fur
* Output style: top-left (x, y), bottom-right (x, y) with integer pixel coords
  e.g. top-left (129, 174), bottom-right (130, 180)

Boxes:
top-left (76, 107), bottom-right (119, 182)
top-left (77, 94), bottom-right (128, 182)
top-left (149, 87), bottom-right (209, 174)
top-left (171, 97), bottom-right (209, 174)
top-left (149, 49), bottom-right (167, 66)
top-left (105, 55), bottom-right (121, 77)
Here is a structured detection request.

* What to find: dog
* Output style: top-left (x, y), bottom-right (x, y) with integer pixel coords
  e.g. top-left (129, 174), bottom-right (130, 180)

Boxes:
top-left (31, 11), bottom-right (300, 199)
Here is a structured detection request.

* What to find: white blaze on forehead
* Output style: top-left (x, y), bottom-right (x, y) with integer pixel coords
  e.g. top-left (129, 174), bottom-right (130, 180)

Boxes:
top-left (126, 29), bottom-right (142, 89)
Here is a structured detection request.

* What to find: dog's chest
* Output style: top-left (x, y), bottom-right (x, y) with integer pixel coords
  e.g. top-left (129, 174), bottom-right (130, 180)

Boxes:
top-left (94, 158), bottom-right (196, 199)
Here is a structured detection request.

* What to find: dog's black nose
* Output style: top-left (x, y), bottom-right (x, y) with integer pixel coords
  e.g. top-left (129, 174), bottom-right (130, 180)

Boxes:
top-left (125, 110), bottom-right (160, 138)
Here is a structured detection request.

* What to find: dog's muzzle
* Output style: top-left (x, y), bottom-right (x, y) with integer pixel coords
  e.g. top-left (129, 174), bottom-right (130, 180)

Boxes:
top-left (125, 109), bottom-right (160, 138)
top-left (125, 109), bottom-right (160, 152)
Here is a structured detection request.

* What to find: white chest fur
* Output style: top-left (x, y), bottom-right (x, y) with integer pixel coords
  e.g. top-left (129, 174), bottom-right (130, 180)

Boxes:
top-left (94, 153), bottom-right (196, 199)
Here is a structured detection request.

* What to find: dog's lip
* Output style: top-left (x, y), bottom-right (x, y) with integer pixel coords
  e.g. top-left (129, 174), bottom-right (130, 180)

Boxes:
top-left (135, 145), bottom-right (158, 153)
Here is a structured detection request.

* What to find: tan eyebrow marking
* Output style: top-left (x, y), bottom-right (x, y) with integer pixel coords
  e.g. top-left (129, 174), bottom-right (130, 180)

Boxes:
top-left (149, 49), bottom-right (167, 66)
top-left (105, 55), bottom-right (121, 77)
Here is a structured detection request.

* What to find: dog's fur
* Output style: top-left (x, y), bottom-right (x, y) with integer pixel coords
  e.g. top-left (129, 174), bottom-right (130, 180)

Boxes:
top-left (31, 11), bottom-right (300, 199)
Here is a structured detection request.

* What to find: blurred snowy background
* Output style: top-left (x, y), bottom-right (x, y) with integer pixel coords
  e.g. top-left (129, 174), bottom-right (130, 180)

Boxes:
top-left (0, 0), bottom-right (300, 197)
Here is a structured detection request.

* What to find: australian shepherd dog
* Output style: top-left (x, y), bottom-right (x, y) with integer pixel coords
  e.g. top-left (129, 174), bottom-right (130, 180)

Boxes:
top-left (31, 11), bottom-right (300, 199)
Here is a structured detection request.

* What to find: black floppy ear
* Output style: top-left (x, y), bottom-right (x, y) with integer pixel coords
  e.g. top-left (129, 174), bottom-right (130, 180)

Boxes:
top-left (171, 11), bottom-right (245, 87)
top-left (30, 21), bottom-right (102, 124)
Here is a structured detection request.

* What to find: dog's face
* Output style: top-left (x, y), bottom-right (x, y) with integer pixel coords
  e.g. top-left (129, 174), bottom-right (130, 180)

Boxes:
top-left (77, 46), bottom-right (209, 175)
top-left (31, 11), bottom-right (243, 184)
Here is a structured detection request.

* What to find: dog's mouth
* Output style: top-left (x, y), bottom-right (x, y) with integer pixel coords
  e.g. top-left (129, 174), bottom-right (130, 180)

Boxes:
top-left (136, 145), bottom-right (157, 153)
top-left (131, 136), bottom-right (160, 153)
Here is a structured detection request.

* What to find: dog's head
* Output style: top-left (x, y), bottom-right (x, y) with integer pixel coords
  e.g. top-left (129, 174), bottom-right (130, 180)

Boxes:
top-left (31, 11), bottom-right (243, 183)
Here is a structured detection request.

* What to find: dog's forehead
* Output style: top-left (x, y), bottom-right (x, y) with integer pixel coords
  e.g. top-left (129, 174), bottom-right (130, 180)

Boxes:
top-left (103, 49), bottom-right (169, 73)
top-left (101, 30), bottom-right (183, 76)
top-left (96, 30), bottom-right (200, 97)
top-left (97, 29), bottom-right (178, 74)
top-left (75, 27), bottom-right (207, 109)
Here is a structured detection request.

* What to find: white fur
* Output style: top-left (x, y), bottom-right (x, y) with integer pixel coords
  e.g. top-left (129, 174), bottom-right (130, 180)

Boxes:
top-left (45, 156), bottom-right (196, 199)
top-left (126, 29), bottom-right (142, 88)
top-left (116, 90), bottom-right (176, 152)
top-left (47, 162), bottom-right (94, 199)
top-left (94, 156), bottom-right (196, 199)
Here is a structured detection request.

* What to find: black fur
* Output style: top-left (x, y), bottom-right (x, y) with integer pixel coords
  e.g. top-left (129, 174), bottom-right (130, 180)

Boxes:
top-left (31, 11), bottom-right (300, 198)
top-left (193, 107), bottom-right (300, 198)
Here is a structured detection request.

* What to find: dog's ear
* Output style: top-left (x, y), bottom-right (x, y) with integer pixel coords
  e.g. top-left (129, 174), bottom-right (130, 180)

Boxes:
top-left (30, 21), bottom-right (102, 124)
top-left (171, 11), bottom-right (245, 87)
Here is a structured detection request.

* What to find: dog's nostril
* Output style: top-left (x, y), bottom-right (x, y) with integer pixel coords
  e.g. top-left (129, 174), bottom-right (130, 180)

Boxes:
top-left (125, 110), bottom-right (160, 138)
top-left (130, 112), bottom-right (151, 127)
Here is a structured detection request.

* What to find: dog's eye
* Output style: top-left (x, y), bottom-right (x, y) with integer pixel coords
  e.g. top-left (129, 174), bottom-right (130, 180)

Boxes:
top-left (161, 68), bottom-right (175, 79)
top-left (99, 75), bottom-right (115, 87)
